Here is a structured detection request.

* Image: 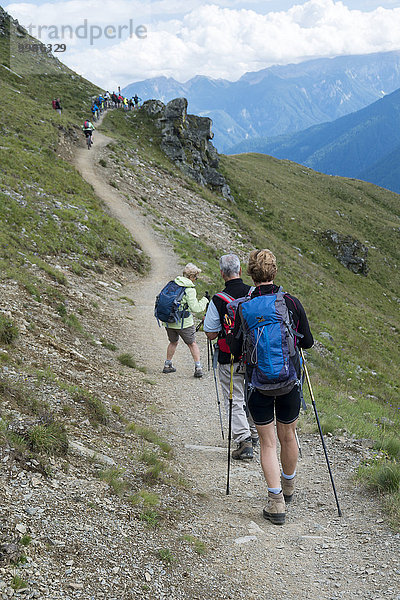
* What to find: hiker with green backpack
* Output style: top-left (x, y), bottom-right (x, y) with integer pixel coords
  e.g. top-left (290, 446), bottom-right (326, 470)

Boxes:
top-left (227, 249), bottom-right (313, 525)
top-left (155, 263), bottom-right (209, 378)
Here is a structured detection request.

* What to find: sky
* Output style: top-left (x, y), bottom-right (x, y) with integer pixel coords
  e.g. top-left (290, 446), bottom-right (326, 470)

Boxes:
top-left (5, 0), bottom-right (400, 89)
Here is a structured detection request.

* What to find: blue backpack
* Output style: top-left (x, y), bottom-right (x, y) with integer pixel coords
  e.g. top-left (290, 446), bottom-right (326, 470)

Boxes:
top-left (154, 281), bottom-right (189, 327)
top-left (235, 287), bottom-right (301, 396)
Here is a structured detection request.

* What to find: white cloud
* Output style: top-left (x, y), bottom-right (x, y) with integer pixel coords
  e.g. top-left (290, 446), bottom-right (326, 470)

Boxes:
top-left (5, 0), bottom-right (400, 88)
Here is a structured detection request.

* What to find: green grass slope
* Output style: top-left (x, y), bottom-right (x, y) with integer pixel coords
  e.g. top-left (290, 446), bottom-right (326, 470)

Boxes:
top-left (0, 14), bottom-right (149, 303)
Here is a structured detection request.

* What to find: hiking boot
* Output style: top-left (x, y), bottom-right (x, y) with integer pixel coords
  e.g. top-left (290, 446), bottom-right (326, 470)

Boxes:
top-left (232, 438), bottom-right (253, 460)
top-left (194, 367), bottom-right (203, 378)
top-left (251, 435), bottom-right (259, 449)
top-left (263, 491), bottom-right (286, 525)
top-left (162, 364), bottom-right (176, 374)
top-left (281, 474), bottom-right (296, 503)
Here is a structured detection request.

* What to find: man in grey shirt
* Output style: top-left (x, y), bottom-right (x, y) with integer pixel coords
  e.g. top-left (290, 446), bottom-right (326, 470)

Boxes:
top-left (203, 254), bottom-right (258, 459)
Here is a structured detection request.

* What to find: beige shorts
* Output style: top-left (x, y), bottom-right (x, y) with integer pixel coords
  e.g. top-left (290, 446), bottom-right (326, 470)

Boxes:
top-left (166, 325), bottom-right (196, 345)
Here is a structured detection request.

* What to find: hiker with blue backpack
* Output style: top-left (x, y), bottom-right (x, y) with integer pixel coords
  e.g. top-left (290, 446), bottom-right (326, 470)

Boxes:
top-left (155, 263), bottom-right (209, 378)
top-left (227, 249), bottom-right (313, 525)
top-left (203, 253), bottom-right (258, 460)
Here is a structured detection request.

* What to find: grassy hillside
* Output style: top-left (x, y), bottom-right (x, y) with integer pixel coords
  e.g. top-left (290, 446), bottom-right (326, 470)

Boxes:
top-left (0, 16), bottom-right (148, 293)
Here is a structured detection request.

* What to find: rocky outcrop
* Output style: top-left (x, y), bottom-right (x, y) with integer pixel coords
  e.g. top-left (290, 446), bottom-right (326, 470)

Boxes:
top-left (141, 98), bottom-right (234, 201)
top-left (0, 7), bottom-right (10, 36)
top-left (0, 6), bottom-right (26, 37)
top-left (320, 230), bottom-right (369, 276)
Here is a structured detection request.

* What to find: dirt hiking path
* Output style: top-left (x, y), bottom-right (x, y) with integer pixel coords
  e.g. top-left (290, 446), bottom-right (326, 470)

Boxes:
top-left (75, 127), bottom-right (400, 600)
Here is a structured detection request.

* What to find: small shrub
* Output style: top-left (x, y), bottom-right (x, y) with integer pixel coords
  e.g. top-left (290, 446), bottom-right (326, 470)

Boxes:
top-left (118, 296), bottom-right (135, 306)
top-left (71, 387), bottom-right (109, 425)
top-left (182, 534), bottom-right (207, 556)
top-left (11, 575), bottom-right (27, 591)
top-left (63, 313), bottom-right (84, 333)
top-left (99, 158), bottom-right (107, 167)
top-left (70, 262), bottom-right (85, 276)
top-left (0, 351), bottom-right (10, 363)
top-left (56, 303), bottom-right (67, 317)
top-left (129, 489), bottom-right (160, 507)
top-left (140, 449), bottom-right (165, 482)
top-left (157, 548), bottom-right (175, 564)
top-left (139, 509), bottom-right (160, 527)
top-left (117, 353), bottom-right (136, 368)
top-left (0, 314), bottom-right (19, 344)
top-left (127, 423), bottom-right (172, 456)
top-left (101, 338), bottom-right (117, 351)
top-left (20, 535), bottom-right (32, 547)
top-left (28, 422), bottom-right (68, 456)
top-left (98, 467), bottom-right (127, 495)
top-left (0, 379), bottom-right (43, 415)
top-left (109, 180), bottom-right (119, 189)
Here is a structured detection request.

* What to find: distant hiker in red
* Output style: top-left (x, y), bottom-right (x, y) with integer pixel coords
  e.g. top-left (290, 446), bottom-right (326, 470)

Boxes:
top-left (55, 98), bottom-right (62, 115)
top-left (52, 99), bottom-right (57, 110)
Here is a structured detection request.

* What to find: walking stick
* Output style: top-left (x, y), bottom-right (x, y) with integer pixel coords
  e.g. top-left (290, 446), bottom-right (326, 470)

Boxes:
top-left (300, 349), bottom-right (342, 517)
top-left (295, 430), bottom-right (302, 459)
top-left (210, 343), bottom-right (224, 440)
top-left (207, 338), bottom-right (211, 372)
top-left (226, 354), bottom-right (234, 495)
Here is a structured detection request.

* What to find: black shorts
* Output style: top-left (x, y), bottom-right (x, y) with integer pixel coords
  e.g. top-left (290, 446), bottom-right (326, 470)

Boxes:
top-left (247, 385), bottom-right (301, 426)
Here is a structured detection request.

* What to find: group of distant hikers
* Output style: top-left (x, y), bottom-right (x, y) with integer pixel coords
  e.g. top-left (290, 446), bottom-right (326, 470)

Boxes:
top-left (82, 91), bottom-right (141, 149)
top-left (51, 89), bottom-right (142, 150)
top-left (155, 250), bottom-right (314, 525)
top-left (90, 91), bottom-right (141, 121)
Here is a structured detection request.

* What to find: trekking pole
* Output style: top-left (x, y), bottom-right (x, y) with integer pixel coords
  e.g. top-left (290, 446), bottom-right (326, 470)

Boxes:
top-left (300, 349), bottom-right (342, 517)
top-left (295, 430), bottom-right (302, 458)
top-left (210, 343), bottom-right (224, 440)
top-left (226, 354), bottom-right (234, 495)
top-left (207, 338), bottom-right (211, 372)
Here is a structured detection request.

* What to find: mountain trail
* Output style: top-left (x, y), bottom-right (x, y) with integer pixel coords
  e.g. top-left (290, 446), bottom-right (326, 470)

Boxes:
top-left (73, 124), bottom-right (399, 600)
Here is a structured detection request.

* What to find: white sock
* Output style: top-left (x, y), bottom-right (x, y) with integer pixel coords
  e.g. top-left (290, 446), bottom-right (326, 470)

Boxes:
top-left (282, 470), bottom-right (296, 480)
top-left (268, 487), bottom-right (282, 495)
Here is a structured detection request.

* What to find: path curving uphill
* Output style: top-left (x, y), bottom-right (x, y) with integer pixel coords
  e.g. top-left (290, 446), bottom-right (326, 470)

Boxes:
top-left (74, 121), bottom-right (399, 600)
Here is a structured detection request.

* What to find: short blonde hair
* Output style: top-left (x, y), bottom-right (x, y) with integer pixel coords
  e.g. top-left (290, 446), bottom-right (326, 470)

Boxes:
top-left (247, 249), bottom-right (277, 284)
top-left (183, 263), bottom-right (202, 278)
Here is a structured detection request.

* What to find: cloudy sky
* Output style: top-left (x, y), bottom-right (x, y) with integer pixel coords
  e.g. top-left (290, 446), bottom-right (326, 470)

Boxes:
top-left (6, 0), bottom-right (400, 88)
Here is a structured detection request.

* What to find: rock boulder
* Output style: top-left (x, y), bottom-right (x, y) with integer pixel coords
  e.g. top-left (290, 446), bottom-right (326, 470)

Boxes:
top-left (141, 97), bottom-right (234, 201)
top-left (320, 230), bottom-right (369, 275)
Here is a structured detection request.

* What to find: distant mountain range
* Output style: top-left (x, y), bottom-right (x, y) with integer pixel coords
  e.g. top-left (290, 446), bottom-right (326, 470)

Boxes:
top-left (233, 86), bottom-right (400, 194)
top-left (122, 51), bottom-right (400, 152)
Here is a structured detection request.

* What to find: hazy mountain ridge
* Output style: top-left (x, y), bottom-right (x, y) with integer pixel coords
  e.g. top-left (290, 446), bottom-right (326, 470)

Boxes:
top-left (239, 86), bottom-right (400, 193)
top-left (122, 51), bottom-right (400, 152)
